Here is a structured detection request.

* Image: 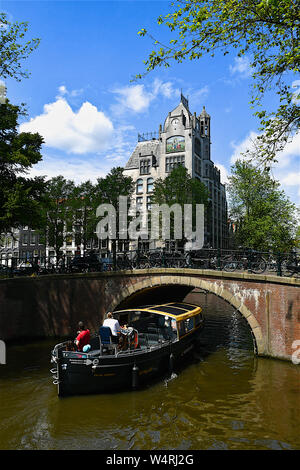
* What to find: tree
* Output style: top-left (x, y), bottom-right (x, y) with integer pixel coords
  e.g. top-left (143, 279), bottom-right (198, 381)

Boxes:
top-left (227, 160), bottom-right (297, 251)
top-left (95, 167), bottom-right (135, 267)
top-left (137, 0), bottom-right (300, 164)
top-left (152, 165), bottom-right (208, 247)
top-left (0, 12), bottom-right (40, 81)
top-left (40, 176), bottom-right (75, 260)
top-left (68, 180), bottom-right (99, 252)
top-left (0, 99), bottom-right (46, 233)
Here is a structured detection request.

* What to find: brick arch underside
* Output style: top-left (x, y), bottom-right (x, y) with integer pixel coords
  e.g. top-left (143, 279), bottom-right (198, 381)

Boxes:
top-left (110, 276), bottom-right (265, 355)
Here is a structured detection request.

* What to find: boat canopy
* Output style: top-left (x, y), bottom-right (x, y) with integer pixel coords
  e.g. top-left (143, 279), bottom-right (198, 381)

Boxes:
top-left (115, 302), bottom-right (202, 323)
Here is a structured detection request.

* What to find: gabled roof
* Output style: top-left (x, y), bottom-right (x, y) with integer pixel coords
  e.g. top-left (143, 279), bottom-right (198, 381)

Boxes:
top-left (125, 140), bottom-right (160, 170)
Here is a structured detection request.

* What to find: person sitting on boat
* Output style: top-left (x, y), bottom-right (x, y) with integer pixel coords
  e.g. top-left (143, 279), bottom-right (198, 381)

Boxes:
top-left (75, 321), bottom-right (91, 351)
top-left (102, 312), bottom-right (122, 344)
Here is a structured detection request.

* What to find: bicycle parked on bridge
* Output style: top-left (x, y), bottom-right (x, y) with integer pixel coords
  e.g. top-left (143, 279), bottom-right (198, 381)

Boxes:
top-left (221, 249), bottom-right (267, 274)
top-left (281, 252), bottom-right (300, 277)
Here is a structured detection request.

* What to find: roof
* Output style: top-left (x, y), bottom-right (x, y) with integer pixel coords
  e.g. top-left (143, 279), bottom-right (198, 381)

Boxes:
top-left (200, 106), bottom-right (210, 118)
top-left (124, 140), bottom-right (160, 170)
top-left (115, 302), bottom-right (202, 321)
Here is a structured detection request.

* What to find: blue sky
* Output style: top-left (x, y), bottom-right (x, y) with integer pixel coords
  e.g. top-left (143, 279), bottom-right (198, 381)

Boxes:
top-left (1, 0), bottom-right (300, 206)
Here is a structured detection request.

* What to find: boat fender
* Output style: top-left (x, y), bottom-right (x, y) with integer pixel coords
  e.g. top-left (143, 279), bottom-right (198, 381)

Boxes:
top-left (132, 363), bottom-right (139, 389)
top-left (169, 353), bottom-right (175, 373)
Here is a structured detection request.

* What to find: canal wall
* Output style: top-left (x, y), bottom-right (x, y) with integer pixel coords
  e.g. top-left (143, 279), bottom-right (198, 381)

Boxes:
top-left (0, 269), bottom-right (299, 362)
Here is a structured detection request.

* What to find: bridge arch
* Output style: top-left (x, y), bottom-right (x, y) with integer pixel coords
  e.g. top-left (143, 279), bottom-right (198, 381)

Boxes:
top-left (110, 275), bottom-right (263, 355)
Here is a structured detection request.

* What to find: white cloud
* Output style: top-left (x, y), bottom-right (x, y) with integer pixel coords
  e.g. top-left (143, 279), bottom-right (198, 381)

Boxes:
top-left (281, 171), bottom-right (300, 187)
top-left (19, 97), bottom-right (114, 154)
top-left (56, 84), bottom-right (84, 100)
top-left (111, 79), bottom-right (180, 115)
top-left (229, 56), bottom-right (252, 79)
top-left (189, 86), bottom-right (209, 105)
top-left (27, 155), bottom-right (115, 183)
top-left (152, 78), bottom-right (180, 100)
top-left (229, 131), bottom-right (300, 205)
top-left (112, 84), bottom-right (153, 113)
top-left (58, 85), bottom-right (67, 96)
top-left (230, 131), bottom-right (259, 164)
top-left (292, 80), bottom-right (300, 105)
top-left (215, 163), bottom-right (229, 185)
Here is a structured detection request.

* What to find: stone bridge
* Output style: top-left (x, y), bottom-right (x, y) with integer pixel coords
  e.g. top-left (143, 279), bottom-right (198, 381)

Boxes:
top-left (0, 268), bottom-right (299, 363)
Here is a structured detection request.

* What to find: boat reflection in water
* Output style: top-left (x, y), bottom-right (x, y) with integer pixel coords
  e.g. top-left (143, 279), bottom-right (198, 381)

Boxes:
top-left (50, 302), bottom-right (204, 397)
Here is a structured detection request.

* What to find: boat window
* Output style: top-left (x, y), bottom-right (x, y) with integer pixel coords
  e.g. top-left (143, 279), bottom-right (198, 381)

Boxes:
top-left (185, 317), bottom-right (194, 332)
top-left (178, 321), bottom-right (186, 338)
top-left (130, 311), bottom-right (142, 322)
top-left (178, 317), bottom-right (194, 337)
top-left (194, 314), bottom-right (201, 327)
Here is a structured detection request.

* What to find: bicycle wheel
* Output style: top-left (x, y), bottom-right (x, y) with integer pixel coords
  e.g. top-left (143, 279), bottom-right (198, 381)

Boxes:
top-left (251, 257), bottom-right (267, 274)
top-left (222, 256), bottom-right (238, 272)
top-left (281, 260), bottom-right (295, 277)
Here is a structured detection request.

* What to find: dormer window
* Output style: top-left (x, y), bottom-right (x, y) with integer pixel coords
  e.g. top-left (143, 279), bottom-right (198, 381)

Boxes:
top-left (140, 159), bottom-right (150, 175)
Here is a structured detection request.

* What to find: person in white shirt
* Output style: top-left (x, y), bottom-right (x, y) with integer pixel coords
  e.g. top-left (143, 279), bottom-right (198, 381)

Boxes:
top-left (103, 312), bottom-right (122, 343)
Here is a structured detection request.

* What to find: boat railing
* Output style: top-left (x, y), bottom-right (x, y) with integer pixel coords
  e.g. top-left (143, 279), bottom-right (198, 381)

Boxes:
top-left (51, 333), bottom-right (174, 361)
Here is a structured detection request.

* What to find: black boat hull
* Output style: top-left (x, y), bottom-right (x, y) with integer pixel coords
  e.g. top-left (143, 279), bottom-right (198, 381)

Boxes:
top-left (52, 327), bottom-right (202, 397)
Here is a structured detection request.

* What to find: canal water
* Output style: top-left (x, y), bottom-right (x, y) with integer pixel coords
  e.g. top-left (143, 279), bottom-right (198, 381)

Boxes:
top-left (0, 292), bottom-right (299, 450)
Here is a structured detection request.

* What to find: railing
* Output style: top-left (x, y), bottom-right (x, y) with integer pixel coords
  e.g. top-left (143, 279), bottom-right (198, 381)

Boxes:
top-left (0, 248), bottom-right (299, 278)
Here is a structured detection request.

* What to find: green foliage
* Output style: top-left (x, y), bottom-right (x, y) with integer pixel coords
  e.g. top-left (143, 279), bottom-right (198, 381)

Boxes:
top-left (95, 167), bottom-right (135, 264)
top-left (152, 165), bottom-right (208, 243)
top-left (227, 160), bottom-right (297, 251)
top-left (67, 180), bottom-right (99, 251)
top-left (39, 176), bottom-right (75, 258)
top-left (38, 168), bottom-right (134, 259)
top-left (0, 12), bottom-right (40, 81)
top-left (95, 167), bottom-right (135, 208)
top-left (0, 99), bottom-right (45, 233)
top-left (137, 0), bottom-right (300, 163)
top-left (153, 165), bottom-right (208, 207)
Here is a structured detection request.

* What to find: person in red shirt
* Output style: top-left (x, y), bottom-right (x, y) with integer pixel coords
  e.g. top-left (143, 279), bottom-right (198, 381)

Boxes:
top-left (75, 321), bottom-right (90, 351)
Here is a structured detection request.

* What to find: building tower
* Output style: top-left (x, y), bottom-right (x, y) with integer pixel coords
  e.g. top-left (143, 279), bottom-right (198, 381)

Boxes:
top-left (123, 94), bottom-right (229, 250)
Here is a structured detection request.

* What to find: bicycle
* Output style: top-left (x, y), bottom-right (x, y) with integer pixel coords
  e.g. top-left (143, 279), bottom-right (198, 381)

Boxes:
top-left (222, 249), bottom-right (267, 274)
top-left (281, 253), bottom-right (300, 277)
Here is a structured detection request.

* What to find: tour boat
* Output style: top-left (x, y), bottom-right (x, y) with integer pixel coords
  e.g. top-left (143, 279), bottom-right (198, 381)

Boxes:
top-left (50, 302), bottom-right (204, 397)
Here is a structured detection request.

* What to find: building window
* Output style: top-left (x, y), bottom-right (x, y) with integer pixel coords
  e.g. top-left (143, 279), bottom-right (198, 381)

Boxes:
top-left (136, 197), bottom-right (143, 211)
top-left (66, 236), bottom-right (73, 246)
top-left (165, 154), bottom-right (185, 172)
top-left (140, 159), bottom-right (150, 175)
top-left (101, 239), bottom-right (107, 249)
top-left (195, 138), bottom-right (201, 156)
top-left (30, 233), bottom-right (36, 245)
top-left (195, 157), bottom-right (201, 176)
top-left (136, 178), bottom-right (143, 194)
top-left (147, 177), bottom-right (154, 193)
top-left (146, 196), bottom-right (152, 211)
top-left (22, 234), bottom-right (28, 245)
top-left (205, 144), bottom-right (209, 159)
